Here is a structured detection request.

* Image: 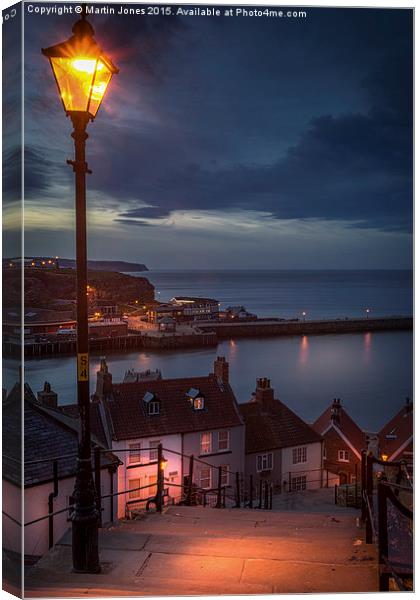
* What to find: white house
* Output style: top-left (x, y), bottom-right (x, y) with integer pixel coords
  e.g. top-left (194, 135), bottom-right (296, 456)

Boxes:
top-left (239, 378), bottom-right (332, 493)
top-left (2, 382), bottom-right (120, 564)
top-left (73, 356), bottom-right (245, 517)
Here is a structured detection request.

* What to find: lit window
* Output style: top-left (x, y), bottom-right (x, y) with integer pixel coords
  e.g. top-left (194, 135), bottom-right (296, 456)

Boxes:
top-left (218, 430), bottom-right (230, 451)
top-left (338, 450), bottom-right (349, 462)
top-left (129, 479), bottom-right (141, 499)
top-left (148, 401), bottom-right (160, 415)
top-left (256, 453), bottom-right (273, 472)
top-left (200, 467), bottom-right (211, 489)
top-left (193, 396), bottom-right (204, 410)
top-left (292, 446), bottom-right (307, 464)
top-left (291, 475), bottom-right (307, 491)
top-left (221, 465), bottom-right (229, 486)
top-left (150, 440), bottom-right (160, 461)
top-left (200, 432), bottom-right (212, 455)
top-left (128, 442), bottom-right (142, 464)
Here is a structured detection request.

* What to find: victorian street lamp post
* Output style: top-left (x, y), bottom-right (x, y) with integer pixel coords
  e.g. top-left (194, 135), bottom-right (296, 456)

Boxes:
top-left (42, 10), bottom-right (118, 573)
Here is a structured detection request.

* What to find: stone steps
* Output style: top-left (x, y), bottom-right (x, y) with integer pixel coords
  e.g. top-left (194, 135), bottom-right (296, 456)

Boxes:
top-left (26, 505), bottom-right (378, 596)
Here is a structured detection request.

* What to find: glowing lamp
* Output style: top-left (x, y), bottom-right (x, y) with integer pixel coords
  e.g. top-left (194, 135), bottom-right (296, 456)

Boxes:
top-left (160, 456), bottom-right (168, 470)
top-left (381, 453), bottom-right (388, 462)
top-left (42, 17), bottom-right (118, 119)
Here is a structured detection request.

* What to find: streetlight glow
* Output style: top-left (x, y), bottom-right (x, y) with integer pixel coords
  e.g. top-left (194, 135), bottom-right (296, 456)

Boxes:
top-left (42, 16), bottom-right (118, 119)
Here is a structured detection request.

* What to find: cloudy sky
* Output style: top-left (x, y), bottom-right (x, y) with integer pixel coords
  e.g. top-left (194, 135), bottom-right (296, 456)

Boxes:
top-left (6, 4), bottom-right (413, 269)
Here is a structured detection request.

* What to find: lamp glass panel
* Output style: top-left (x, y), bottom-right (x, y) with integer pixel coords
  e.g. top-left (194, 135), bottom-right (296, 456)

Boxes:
top-left (88, 60), bottom-right (113, 117)
top-left (51, 56), bottom-right (96, 113)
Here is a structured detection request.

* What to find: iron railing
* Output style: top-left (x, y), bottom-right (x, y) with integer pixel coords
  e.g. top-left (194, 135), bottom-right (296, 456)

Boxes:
top-left (360, 450), bottom-right (413, 591)
top-left (6, 444), bottom-right (276, 551)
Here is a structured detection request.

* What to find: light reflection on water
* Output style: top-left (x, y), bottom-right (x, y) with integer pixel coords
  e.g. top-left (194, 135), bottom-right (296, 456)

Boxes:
top-left (4, 330), bottom-right (411, 432)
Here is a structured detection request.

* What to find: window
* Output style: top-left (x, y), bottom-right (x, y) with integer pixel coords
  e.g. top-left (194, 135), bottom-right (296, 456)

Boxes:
top-left (218, 430), bottom-right (230, 451)
top-left (187, 387), bottom-right (204, 410)
top-left (221, 465), bottom-right (229, 486)
top-left (200, 432), bottom-right (212, 455)
top-left (292, 446), bottom-right (307, 464)
top-left (256, 453), bottom-right (273, 472)
top-left (149, 440), bottom-right (160, 461)
top-left (148, 401), bottom-right (160, 415)
top-left (291, 475), bottom-right (307, 491)
top-left (338, 450), bottom-right (349, 462)
top-left (193, 396), bottom-right (204, 410)
top-left (129, 478), bottom-right (141, 499)
top-left (129, 442), bottom-right (142, 464)
top-left (199, 467), bottom-right (211, 489)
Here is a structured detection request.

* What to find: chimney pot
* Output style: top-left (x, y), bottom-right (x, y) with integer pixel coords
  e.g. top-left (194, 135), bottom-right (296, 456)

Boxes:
top-left (37, 381), bottom-right (58, 409)
top-left (214, 356), bottom-right (229, 384)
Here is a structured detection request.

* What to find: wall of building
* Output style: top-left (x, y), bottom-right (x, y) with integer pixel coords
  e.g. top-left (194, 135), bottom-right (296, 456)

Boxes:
top-left (282, 441), bottom-right (324, 490)
top-left (244, 448), bottom-right (283, 493)
top-left (113, 435), bottom-right (183, 518)
top-left (244, 442), bottom-right (324, 494)
top-left (182, 425), bottom-right (245, 492)
top-left (323, 427), bottom-right (360, 484)
top-left (4, 469), bottom-right (117, 559)
top-left (2, 480), bottom-right (22, 559)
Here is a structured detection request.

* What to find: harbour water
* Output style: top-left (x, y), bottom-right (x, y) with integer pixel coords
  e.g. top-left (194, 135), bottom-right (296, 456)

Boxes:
top-left (10, 270), bottom-right (412, 432)
top-left (141, 269), bottom-right (412, 319)
top-left (15, 329), bottom-right (411, 432)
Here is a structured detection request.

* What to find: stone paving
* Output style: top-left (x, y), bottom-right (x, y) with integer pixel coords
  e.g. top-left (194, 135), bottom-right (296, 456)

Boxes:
top-left (25, 499), bottom-right (378, 597)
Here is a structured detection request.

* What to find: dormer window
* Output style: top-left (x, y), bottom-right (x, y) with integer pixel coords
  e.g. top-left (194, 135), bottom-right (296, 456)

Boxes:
top-left (143, 391), bottom-right (160, 415)
top-left (149, 401), bottom-right (160, 415)
top-left (187, 387), bottom-right (205, 410)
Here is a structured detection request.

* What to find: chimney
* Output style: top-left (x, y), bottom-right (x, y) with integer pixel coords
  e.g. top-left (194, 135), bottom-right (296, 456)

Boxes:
top-left (214, 356), bottom-right (229, 384)
top-left (37, 381), bottom-right (58, 409)
top-left (95, 357), bottom-right (113, 401)
top-left (255, 377), bottom-right (275, 411)
top-left (330, 398), bottom-right (342, 426)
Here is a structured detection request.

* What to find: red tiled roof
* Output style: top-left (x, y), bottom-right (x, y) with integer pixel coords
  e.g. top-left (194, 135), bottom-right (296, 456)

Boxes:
top-left (312, 402), bottom-right (366, 452)
top-left (378, 402), bottom-right (413, 460)
top-left (105, 375), bottom-right (243, 440)
top-left (239, 400), bottom-right (322, 454)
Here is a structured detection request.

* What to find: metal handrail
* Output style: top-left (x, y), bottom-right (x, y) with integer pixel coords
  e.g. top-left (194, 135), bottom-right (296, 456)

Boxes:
top-left (22, 445), bottom-right (237, 477)
top-left (362, 490), bottom-right (377, 540)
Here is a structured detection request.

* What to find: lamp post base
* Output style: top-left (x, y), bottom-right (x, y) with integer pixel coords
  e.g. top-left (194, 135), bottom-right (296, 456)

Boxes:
top-left (71, 458), bottom-right (101, 574)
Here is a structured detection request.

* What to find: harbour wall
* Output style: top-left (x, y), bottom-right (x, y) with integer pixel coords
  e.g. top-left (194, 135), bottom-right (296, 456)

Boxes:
top-left (5, 316), bottom-right (412, 359)
top-left (199, 316), bottom-right (413, 338)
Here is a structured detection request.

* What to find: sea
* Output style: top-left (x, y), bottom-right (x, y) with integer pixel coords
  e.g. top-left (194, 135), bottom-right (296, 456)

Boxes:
top-left (8, 270), bottom-right (413, 432)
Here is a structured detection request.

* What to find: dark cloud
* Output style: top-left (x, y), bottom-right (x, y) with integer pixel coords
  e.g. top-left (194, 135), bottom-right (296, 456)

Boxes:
top-left (23, 6), bottom-right (413, 266)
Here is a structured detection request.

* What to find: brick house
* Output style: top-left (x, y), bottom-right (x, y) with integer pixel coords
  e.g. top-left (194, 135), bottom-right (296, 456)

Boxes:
top-left (312, 398), bottom-right (366, 485)
top-left (66, 356), bottom-right (245, 517)
top-left (239, 378), bottom-right (325, 493)
top-left (378, 399), bottom-right (413, 465)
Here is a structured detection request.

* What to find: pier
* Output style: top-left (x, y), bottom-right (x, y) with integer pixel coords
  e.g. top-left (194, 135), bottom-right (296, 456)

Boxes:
top-left (200, 316), bottom-right (413, 339)
top-left (4, 316), bottom-right (412, 359)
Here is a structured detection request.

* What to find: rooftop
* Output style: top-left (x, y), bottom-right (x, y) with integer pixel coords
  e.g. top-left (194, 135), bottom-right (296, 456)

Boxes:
top-left (3, 383), bottom-right (119, 487)
top-left (378, 400), bottom-right (413, 460)
top-left (312, 399), bottom-right (366, 453)
top-left (106, 374), bottom-right (243, 440)
top-left (239, 398), bottom-right (322, 454)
